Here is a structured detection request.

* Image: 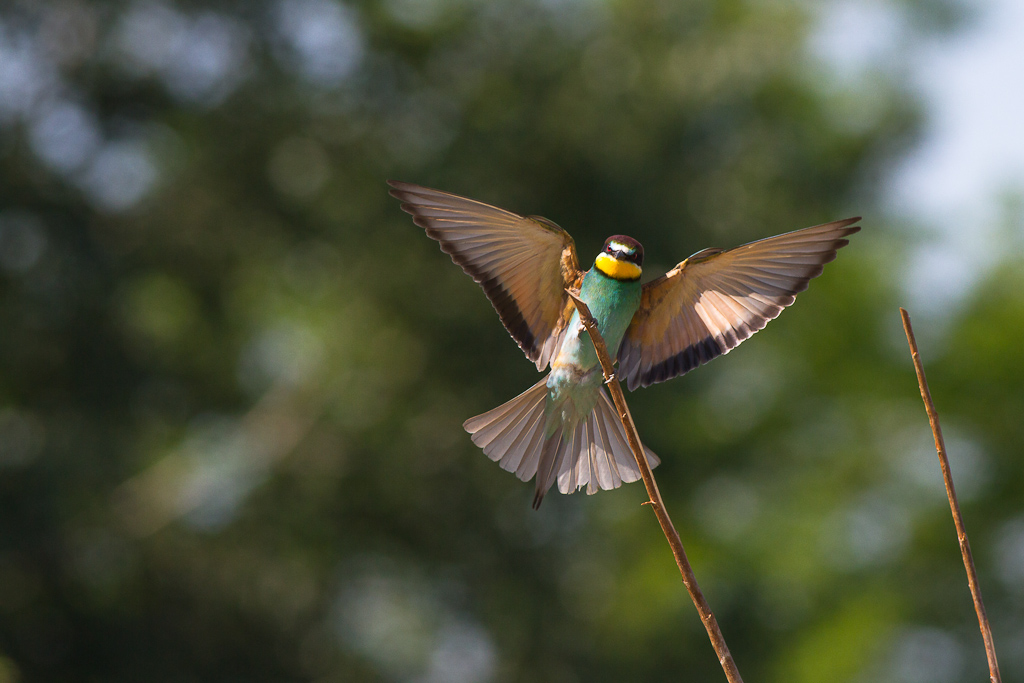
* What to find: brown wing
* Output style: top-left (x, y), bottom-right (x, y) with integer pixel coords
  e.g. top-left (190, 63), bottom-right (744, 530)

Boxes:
top-left (618, 218), bottom-right (860, 390)
top-left (388, 181), bottom-right (584, 370)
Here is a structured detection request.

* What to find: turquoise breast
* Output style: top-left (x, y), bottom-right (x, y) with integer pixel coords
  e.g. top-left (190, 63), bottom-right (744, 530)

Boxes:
top-left (545, 267), bottom-right (642, 424)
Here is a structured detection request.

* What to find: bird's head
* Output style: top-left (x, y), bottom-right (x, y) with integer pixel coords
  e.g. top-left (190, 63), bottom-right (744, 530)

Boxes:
top-left (595, 235), bottom-right (644, 281)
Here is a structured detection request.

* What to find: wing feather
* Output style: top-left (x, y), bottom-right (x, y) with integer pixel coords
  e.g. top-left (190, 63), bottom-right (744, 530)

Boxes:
top-left (389, 181), bottom-right (583, 370)
top-left (619, 218), bottom-right (860, 390)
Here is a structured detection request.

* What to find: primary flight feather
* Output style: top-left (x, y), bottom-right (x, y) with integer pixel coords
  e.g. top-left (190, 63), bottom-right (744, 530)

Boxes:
top-left (388, 180), bottom-right (859, 508)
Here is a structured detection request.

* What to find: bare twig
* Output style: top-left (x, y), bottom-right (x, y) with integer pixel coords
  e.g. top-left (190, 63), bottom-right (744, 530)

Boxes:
top-left (568, 291), bottom-right (744, 683)
top-left (900, 308), bottom-right (1001, 683)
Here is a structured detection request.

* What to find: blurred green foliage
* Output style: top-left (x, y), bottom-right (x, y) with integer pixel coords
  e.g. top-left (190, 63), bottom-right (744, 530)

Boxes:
top-left (0, 1), bottom-right (1020, 682)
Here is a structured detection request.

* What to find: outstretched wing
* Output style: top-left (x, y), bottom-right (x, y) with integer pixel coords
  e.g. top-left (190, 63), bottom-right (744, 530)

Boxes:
top-left (618, 218), bottom-right (860, 390)
top-left (389, 181), bottom-right (584, 370)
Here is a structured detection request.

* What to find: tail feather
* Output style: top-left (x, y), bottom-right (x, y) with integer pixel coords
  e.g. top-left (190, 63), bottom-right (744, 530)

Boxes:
top-left (464, 381), bottom-right (660, 509)
top-left (594, 387), bottom-right (660, 484)
top-left (555, 388), bottom-right (660, 496)
top-left (463, 379), bottom-right (544, 442)
top-left (562, 421), bottom-right (582, 485)
top-left (464, 379), bottom-right (548, 475)
top-left (589, 408), bottom-right (620, 492)
top-left (566, 417), bottom-right (591, 495)
top-left (487, 398), bottom-right (542, 464)
top-left (512, 417), bottom-right (547, 480)
top-left (532, 427), bottom-right (570, 509)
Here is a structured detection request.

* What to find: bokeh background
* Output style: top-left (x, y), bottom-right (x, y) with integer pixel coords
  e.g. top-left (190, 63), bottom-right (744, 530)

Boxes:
top-left (1, 0), bottom-right (1023, 681)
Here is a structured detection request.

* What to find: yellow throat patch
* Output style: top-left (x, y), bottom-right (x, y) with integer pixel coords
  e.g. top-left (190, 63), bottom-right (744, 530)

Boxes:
top-left (595, 252), bottom-right (642, 281)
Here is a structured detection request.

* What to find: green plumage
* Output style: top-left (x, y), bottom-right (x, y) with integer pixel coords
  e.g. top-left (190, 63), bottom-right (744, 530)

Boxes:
top-left (528, 267), bottom-right (642, 507)
top-left (545, 268), bottom-right (642, 432)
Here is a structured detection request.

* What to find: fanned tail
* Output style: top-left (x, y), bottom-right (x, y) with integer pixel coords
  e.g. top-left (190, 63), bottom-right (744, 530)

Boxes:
top-left (464, 381), bottom-right (659, 509)
top-left (464, 379), bottom-right (550, 483)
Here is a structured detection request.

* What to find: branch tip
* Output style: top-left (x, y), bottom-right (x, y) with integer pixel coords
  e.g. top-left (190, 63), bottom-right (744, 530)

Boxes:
top-left (901, 307), bottom-right (1001, 683)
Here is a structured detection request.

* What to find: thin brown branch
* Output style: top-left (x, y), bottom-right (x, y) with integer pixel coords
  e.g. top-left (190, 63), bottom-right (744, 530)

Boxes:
top-left (900, 308), bottom-right (1002, 683)
top-left (567, 291), bottom-right (744, 683)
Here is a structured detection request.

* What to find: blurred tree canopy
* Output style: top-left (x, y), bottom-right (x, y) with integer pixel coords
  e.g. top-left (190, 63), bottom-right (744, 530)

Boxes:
top-left (0, 0), bottom-right (1021, 682)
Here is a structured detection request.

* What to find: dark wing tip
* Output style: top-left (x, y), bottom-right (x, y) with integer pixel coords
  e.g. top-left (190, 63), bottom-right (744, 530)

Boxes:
top-left (386, 179), bottom-right (411, 199)
top-left (387, 180), bottom-right (440, 206)
top-left (625, 217), bottom-right (861, 391)
top-left (386, 179), bottom-right (417, 192)
top-left (387, 179), bottom-right (552, 366)
top-left (833, 217), bottom-right (861, 236)
top-left (387, 182), bottom-right (418, 206)
top-left (805, 217), bottom-right (860, 240)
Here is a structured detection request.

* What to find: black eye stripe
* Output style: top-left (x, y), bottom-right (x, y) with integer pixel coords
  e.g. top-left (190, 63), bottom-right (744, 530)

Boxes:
top-left (602, 235), bottom-right (644, 266)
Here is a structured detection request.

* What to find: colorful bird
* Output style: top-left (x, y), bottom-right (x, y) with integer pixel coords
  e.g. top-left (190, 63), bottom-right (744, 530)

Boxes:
top-left (389, 181), bottom-right (859, 508)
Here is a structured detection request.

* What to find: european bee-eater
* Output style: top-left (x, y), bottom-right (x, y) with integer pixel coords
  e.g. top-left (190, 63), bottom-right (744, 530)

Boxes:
top-left (389, 181), bottom-right (859, 508)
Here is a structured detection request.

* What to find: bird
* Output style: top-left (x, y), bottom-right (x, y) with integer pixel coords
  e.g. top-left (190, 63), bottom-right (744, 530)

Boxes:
top-left (388, 180), bottom-right (859, 509)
